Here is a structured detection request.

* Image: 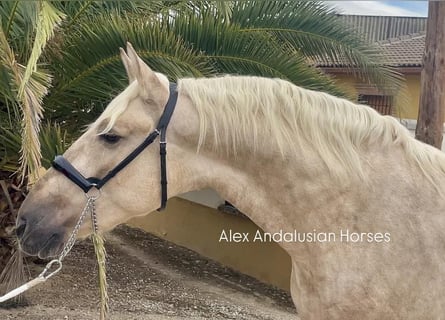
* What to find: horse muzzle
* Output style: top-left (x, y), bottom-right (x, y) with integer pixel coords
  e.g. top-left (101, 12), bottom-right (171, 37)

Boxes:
top-left (16, 212), bottom-right (66, 259)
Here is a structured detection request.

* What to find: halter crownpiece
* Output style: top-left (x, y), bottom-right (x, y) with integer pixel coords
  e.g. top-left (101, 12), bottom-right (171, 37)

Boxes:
top-left (52, 82), bottom-right (178, 211)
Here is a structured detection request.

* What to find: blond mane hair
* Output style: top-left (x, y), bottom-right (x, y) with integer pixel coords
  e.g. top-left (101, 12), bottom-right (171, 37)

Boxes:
top-left (98, 75), bottom-right (445, 186)
top-left (178, 76), bottom-right (445, 184)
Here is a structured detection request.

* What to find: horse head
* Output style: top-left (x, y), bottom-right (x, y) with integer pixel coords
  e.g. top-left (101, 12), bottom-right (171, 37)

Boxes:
top-left (16, 43), bottom-right (198, 259)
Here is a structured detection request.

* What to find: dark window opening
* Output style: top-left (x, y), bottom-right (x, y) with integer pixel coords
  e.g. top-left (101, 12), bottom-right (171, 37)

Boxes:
top-left (358, 94), bottom-right (393, 115)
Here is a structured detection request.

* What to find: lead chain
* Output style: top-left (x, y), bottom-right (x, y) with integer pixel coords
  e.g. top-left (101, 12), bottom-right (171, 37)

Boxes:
top-left (58, 196), bottom-right (95, 263)
top-left (90, 198), bottom-right (99, 234)
top-left (0, 195), bottom-right (98, 303)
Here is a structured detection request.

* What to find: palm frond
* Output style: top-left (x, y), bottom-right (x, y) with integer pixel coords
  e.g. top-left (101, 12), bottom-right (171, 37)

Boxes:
top-left (2, 1), bottom-right (19, 38)
top-left (45, 14), bottom-right (212, 129)
top-left (18, 1), bottom-right (64, 98)
top-left (0, 126), bottom-right (21, 173)
top-left (0, 122), bottom-right (69, 173)
top-left (169, 1), bottom-right (234, 20)
top-left (167, 9), bottom-right (346, 95)
top-left (0, 249), bottom-right (26, 305)
top-left (44, 1), bottom-right (367, 131)
top-left (0, 27), bottom-right (51, 181)
top-left (231, 1), bottom-right (404, 94)
top-left (55, 0), bottom-right (165, 32)
top-left (0, 1), bottom-right (40, 61)
top-left (39, 122), bottom-right (70, 169)
top-left (13, 1), bottom-right (63, 181)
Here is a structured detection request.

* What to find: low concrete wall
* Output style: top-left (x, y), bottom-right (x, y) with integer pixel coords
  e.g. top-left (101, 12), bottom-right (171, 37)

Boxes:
top-left (127, 197), bottom-right (292, 291)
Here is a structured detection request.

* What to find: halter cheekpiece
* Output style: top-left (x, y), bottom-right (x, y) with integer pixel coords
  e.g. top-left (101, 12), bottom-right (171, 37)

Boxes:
top-left (52, 83), bottom-right (178, 211)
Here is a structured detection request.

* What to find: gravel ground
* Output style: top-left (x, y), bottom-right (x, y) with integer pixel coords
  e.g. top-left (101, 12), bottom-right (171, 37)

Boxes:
top-left (0, 225), bottom-right (297, 319)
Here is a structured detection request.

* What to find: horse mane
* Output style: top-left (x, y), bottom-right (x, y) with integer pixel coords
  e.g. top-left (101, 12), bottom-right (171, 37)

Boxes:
top-left (178, 76), bottom-right (445, 184)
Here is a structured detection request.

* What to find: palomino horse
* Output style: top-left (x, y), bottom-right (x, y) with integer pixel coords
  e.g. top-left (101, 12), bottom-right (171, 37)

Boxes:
top-left (16, 43), bottom-right (445, 319)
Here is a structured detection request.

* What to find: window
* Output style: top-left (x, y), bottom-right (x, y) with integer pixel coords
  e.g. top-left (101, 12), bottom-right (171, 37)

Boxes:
top-left (358, 94), bottom-right (393, 115)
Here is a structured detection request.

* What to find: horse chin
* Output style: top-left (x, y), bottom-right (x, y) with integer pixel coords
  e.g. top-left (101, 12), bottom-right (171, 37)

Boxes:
top-left (19, 230), bottom-right (65, 259)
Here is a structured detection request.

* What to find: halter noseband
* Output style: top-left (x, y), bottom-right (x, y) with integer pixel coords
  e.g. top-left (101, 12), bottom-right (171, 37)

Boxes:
top-left (52, 83), bottom-right (178, 211)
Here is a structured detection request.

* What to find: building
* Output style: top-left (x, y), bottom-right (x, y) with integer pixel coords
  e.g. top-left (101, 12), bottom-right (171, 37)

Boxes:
top-left (318, 15), bottom-right (445, 148)
top-left (319, 15), bottom-right (429, 143)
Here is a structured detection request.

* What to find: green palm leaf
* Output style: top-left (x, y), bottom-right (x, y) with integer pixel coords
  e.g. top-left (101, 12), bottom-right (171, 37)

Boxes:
top-left (45, 14), bottom-right (212, 129)
top-left (167, 8), bottom-right (345, 95)
top-left (18, 1), bottom-right (64, 98)
top-left (231, 1), bottom-right (404, 94)
top-left (53, 0), bottom-right (166, 31)
top-left (2, 0), bottom-right (409, 180)
top-left (0, 1), bottom-right (40, 62)
top-left (0, 1), bottom-right (63, 180)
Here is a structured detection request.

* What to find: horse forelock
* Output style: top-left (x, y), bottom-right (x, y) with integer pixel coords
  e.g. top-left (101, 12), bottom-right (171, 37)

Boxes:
top-left (95, 72), bottom-right (170, 135)
top-left (95, 81), bottom-right (140, 134)
top-left (178, 76), bottom-right (445, 189)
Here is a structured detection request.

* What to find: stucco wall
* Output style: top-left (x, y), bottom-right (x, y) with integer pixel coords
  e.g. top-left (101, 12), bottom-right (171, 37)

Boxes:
top-left (127, 197), bottom-right (292, 291)
top-left (332, 73), bottom-right (421, 120)
top-left (398, 74), bottom-right (421, 120)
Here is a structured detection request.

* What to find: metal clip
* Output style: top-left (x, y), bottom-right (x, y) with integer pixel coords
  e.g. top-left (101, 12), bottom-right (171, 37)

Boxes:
top-left (85, 186), bottom-right (101, 200)
top-left (0, 258), bottom-right (62, 303)
top-left (39, 259), bottom-right (63, 280)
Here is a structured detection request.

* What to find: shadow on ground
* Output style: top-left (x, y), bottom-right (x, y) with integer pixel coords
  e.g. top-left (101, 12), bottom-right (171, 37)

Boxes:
top-left (0, 225), bottom-right (297, 319)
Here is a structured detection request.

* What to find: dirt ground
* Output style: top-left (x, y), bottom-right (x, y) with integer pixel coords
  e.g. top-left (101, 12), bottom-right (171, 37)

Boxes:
top-left (0, 225), bottom-right (297, 319)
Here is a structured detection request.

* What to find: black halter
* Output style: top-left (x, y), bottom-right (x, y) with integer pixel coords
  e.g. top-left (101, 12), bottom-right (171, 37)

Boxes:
top-left (52, 83), bottom-right (178, 211)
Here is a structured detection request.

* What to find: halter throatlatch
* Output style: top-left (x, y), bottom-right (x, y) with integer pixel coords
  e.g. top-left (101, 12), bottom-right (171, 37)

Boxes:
top-left (52, 83), bottom-right (178, 211)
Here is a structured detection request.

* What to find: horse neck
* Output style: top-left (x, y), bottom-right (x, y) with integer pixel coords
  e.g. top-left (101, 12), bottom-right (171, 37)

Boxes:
top-left (169, 91), bottom-right (345, 233)
top-left (169, 91), bottom-right (445, 242)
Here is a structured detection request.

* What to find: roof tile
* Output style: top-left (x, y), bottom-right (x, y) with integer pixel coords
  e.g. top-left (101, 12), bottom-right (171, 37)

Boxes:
top-left (378, 32), bottom-right (425, 67)
top-left (315, 15), bottom-right (426, 68)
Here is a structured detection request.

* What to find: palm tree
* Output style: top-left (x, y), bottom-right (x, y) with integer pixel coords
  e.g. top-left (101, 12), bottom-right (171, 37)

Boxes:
top-left (0, 1), bottom-right (171, 179)
top-left (43, 1), bottom-right (403, 130)
top-left (1, 0), bottom-right (403, 177)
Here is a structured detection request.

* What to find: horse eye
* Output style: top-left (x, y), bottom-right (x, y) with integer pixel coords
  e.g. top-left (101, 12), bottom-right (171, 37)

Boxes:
top-left (99, 133), bottom-right (121, 144)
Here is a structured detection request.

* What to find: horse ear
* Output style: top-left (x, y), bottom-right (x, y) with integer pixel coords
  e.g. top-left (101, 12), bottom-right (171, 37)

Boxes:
top-left (124, 42), bottom-right (163, 100)
top-left (120, 47), bottom-right (136, 83)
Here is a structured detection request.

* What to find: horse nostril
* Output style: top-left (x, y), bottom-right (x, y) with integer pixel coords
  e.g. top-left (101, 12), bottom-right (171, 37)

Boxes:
top-left (16, 217), bottom-right (27, 239)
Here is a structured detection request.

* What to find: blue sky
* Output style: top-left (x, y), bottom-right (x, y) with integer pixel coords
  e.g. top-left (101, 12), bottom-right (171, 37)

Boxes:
top-left (326, 1), bottom-right (428, 17)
